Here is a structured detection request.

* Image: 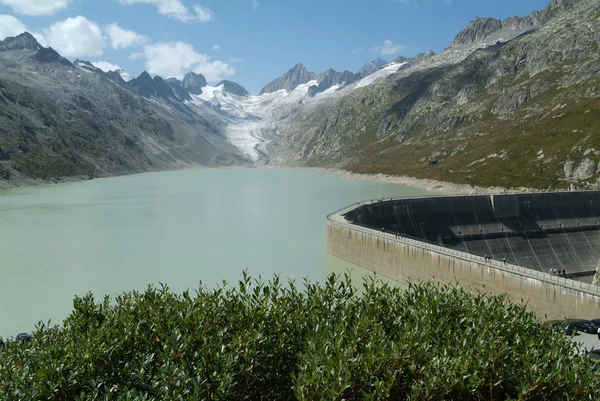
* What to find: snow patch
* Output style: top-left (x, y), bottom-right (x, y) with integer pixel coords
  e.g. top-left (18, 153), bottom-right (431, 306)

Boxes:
top-left (355, 62), bottom-right (407, 88)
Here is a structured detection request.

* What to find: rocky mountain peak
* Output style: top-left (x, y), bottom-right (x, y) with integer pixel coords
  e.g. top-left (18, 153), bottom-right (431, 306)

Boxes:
top-left (357, 58), bottom-right (388, 76)
top-left (152, 75), bottom-right (177, 100)
top-left (450, 17), bottom-right (503, 47)
top-left (127, 71), bottom-right (158, 98)
top-left (182, 72), bottom-right (207, 95)
top-left (74, 59), bottom-right (101, 72)
top-left (0, 32), bottom-right (42, 52)
top-left (164, 78), bottom-right (192, 101)
top-left (34, 47), bottom-right (72, 66)
top-left (136, 71), bottom-right (153, 82)
top-left (307, 68), bottom-right (358, 97)
top-left (218, 80), bottom-right (250, 97)
top-left (259, 63), bottom-right (317, 95)
top-left (104, 70), bottom-right (127, 85)
top-left (115, 69), bottom-right (134, 82)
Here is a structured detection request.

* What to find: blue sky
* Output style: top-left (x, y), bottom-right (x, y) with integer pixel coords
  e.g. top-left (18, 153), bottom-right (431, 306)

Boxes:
top-left (0, 0), bottom-right (551, 94)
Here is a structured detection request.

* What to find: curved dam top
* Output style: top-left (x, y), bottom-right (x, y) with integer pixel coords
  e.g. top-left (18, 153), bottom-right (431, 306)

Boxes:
top-left (341, 191), bottom-right (600, 283)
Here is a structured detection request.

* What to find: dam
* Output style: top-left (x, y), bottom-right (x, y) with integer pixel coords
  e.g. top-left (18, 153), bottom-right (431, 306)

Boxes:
top-left (327, 191), bottom-right (600, 319)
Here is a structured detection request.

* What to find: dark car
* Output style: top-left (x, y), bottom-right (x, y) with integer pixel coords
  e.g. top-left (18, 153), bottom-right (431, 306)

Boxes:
top-left (570, 320), bottom-right (598, 334)
top-left (551, 322), bottom-right (577, 335)
top-left (590, 319), bottom-right (600, 328)
top-left (585, 349), bottom-right (600, 365)
top-left (16, 332), bottom-right (31, 343)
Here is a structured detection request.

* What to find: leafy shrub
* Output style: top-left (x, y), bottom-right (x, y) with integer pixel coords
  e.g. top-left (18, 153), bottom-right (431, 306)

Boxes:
top-left (0, 273), bottom-right (598, 400)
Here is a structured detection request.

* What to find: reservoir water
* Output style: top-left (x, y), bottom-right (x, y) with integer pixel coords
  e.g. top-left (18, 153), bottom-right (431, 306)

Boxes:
top-left (0, 168), bottom-right (431, 337)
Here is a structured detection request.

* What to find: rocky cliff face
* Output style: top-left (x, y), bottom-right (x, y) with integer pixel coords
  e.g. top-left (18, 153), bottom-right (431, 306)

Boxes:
top-left (450, 18), bottom-right (504, 47)
top-left (307, 69), bottom-right (357, 97)
top-left (0, 35), bottom-right (244, 187)
top-left (260, 63), bottom-right (317, 95)
top-left (218, 80), bottom-right (250, 97)
top-left (357, 58), bottom-right (388, 77)
top-left (268, 0), bottom-right (600, 190)
top-left (182, 72), bottom-right (207, 95)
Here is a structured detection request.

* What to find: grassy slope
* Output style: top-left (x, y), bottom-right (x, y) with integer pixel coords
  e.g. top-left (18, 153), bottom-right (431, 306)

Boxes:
top-left (348, 71), bottom-right (600, 189)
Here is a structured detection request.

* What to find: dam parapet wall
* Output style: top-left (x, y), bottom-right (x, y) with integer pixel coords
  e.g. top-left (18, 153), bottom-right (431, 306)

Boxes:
top-left (327, 193), bottom-right (600, 320)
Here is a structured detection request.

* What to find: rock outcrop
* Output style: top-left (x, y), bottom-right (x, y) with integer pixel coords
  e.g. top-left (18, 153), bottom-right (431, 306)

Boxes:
top-left (356, 58), bottom-right (388, 77)
top-left (218, 80), bottom-right (250, 97)
top-left (182, 72), bottom-right (207, 95)
top-left (260, 63), bottom-right (317, 95)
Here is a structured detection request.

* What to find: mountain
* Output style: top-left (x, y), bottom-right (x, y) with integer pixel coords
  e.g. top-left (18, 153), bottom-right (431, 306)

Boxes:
top-left (267, 0), bottom-right (600, 190)
top-left (125, 72), bottom-right (178, 101)
top-left (218, 80), bottom-right (250, 97)
top-left (103, 70), bottom-right (127, 85)
top-left (165, 78), bottom-right (192, 101)
top-left (0, 32), bottom-right (42, 52)
top-left (260, 63), bottom-right (317, 95)
top-left (306, 69), bottom-right (357, 97)
top-left (116, 69), bottom-right (134, 82)
top-left (0, 34), bottom-right (244, 187)
top-left (356, 58), bottom-right (388, 77)
top-left (74, 59), bottom-right (102, 74)
top-left (181, 72), bottom-right (207, 95)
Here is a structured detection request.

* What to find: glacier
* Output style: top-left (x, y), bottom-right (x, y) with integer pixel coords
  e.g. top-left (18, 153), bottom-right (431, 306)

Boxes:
top-left (186, 61), bottom-right (404, 161)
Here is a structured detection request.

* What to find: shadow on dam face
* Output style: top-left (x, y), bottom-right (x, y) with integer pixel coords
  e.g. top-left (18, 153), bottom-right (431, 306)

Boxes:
top-left (342, 191), bottom-right (600, 284)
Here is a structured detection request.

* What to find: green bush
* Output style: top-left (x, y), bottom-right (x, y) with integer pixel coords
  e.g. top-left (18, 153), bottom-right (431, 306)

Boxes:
top-left (0, 273), bottom-right (598, 400)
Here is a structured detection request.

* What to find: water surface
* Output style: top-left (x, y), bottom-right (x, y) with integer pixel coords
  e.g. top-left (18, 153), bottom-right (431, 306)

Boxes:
top-left (0, 168), bottom-right (431, 336)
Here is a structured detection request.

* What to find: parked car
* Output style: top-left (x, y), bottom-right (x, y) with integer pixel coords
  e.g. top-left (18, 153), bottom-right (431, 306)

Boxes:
top-left (585, 349), bottom-right (600, 365)
top-left (570, 320), bottom-right (599, 334)
top-left (551, 321), bottom-right (578, 335)
top-left (590, 319), bottom-right (600, 328)
top-left (16, 332), bottom-right (31, 343)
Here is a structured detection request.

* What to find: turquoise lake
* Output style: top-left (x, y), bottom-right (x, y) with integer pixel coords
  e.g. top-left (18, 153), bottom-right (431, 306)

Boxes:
top-left (0, 168), bottom-right (432, 337)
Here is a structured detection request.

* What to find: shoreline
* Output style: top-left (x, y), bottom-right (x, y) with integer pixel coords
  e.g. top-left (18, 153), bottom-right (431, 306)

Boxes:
top-left (0, 163), bottom-right (573, 196)
top-left (266, 165), bottom-right (524, 195)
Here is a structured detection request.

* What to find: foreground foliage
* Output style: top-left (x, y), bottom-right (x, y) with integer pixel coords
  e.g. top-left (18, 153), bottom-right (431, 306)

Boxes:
top-left (0, 274), bottom-right (598, 400)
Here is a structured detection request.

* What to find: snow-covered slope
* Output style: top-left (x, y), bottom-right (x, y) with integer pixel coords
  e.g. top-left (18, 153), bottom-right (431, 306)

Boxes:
top-left (355, 62), bottom-right (408, 88)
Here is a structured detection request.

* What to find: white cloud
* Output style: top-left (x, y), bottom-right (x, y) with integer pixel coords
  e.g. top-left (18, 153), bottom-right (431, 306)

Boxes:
top-left (252, 0), bottom-right (259, 10)
top-left (118, 0), bottom-right (214, 23)
top-left (91, 61), bottom-right (122, 72)
top-left (142, 41), bottom-right (234, 82)
top-left (192, 5), bottom-right (214, 22)
top-left (44, 16), bottom-right (106, 57)
top-left (371, 39), bottom-right (406, 55)
top-left (212, 44), bottom-right (221, 51)
top-left (0, 14), bottom-right (46, 46)
top-left (105, 23), bottom-right (147, 49)
top-left (0, 14), bottom-right (27, 40)
top-left (0, 0), bottom-right (72, 16)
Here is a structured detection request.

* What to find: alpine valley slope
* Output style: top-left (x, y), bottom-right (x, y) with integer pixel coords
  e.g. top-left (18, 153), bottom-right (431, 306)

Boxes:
top-left (266, 0), bottom-right (600, 190)
top-left (0, 33), bottom-right (245, 188)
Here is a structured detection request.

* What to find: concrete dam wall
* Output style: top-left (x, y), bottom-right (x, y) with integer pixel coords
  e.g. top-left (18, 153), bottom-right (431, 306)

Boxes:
top-left (327, 192), bottom-right (600, 320)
